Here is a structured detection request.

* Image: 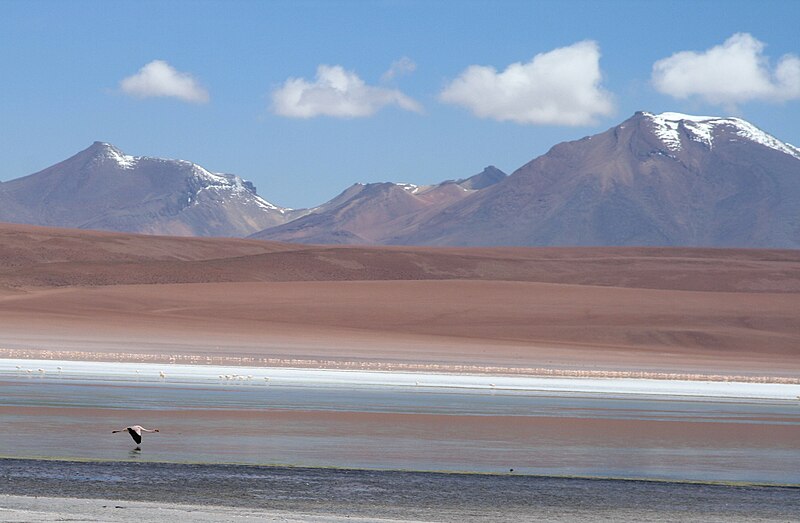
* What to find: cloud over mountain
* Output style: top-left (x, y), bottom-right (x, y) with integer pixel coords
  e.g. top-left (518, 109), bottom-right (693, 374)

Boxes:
top-left (120, 60), bottom-right (210, 104)
top-left (438, 41), bottom-right (614, 126)
top-left (272, 64), bottom-right (423, 118)
top-left (652, 33), bottom-right (800, 108)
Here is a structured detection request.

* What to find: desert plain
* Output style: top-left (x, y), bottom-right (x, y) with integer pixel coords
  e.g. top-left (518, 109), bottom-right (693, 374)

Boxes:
top-left (0, 222), bottom-right (798, 378)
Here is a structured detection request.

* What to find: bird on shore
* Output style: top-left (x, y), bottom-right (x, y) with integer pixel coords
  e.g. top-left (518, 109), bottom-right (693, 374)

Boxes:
top-left (112, 425), bottom-right (159, 450)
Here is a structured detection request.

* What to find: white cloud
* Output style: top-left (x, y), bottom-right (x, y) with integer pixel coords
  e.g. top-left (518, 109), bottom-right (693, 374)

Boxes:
top-left (120, 60), bottom-right (209, 104)
top-left (438, 41), bottom-right (613, 126)
top-left (652, 33), bottom-right (800, 107)
top-left (381, 57), bottom-right (417, 82)
top-left (271, 65), bottom-right (423, 118)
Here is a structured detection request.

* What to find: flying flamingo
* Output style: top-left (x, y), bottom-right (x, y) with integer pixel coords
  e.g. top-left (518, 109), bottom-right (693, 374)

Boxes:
top-left (112, 425), bottom-right (159, 450)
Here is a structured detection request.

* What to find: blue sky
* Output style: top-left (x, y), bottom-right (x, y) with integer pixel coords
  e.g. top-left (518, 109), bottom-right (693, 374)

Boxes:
top-left (2, 0), bottom-right (799, 208)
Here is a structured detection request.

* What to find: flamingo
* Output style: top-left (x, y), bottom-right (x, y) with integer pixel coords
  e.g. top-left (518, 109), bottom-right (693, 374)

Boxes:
top-left (112, 425), bottom-right (160, 450)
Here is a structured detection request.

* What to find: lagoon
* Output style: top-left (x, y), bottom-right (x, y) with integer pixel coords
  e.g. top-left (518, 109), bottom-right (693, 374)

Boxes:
top-left (1, 358), bottom-right (798, 484)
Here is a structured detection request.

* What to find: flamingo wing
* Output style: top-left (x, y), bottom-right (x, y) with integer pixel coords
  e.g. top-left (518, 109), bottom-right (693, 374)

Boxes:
top-left (126, 426), bottom-right (142, 444)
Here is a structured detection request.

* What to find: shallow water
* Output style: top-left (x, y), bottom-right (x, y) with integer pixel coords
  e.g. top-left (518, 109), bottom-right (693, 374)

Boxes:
top-left (2, 459), bottom-right (800, 522)
top-left (1, 360), bottom-right (799, 484)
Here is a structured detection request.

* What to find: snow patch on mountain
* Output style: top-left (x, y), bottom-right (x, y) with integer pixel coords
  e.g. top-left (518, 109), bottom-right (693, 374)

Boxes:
top-left (107, 154), bottom-right (288, 213)
top-left (187, 162), bottom-right (230, 186)
top-left (397, 183), bottom-right (421, 194)
top-left (644, 112), bottom-right (800, 160)
top-left (645, 112), bottom-right (717, 151)
top-left (256, 196), bottom-right (285, 212)
top-left (725, 117), bottom-right (800, 161)
top-left (187, 165), bottom-right (286, 212)
top-left (94, 142), bottom-right (138, 169)
top-left (92, 144), bottom-right (287, 212)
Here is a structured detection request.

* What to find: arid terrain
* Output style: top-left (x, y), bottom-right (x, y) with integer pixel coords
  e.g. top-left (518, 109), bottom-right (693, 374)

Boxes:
top-left (1, 222), bottom-right (798, 377)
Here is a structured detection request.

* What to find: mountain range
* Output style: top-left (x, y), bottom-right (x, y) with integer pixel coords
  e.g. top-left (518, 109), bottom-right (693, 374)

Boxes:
top-left (1, 111), bottom-right (798, 247)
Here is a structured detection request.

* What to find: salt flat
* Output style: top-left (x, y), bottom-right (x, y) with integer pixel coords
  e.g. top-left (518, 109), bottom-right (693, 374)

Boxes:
top-left (2, 358), bottom-right (799, 399)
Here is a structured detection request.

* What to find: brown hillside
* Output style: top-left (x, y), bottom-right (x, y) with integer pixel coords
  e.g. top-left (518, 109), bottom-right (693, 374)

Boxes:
top-left (1, 222), bottom-right (798, 376)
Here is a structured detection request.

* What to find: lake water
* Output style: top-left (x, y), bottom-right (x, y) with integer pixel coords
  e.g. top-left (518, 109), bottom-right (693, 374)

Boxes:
top-left (1, 359), bottom-right (799, 484)
top-left (3, 459), bottom-right (800, 522)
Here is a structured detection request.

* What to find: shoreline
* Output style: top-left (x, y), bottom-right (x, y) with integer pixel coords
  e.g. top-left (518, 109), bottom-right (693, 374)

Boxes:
top-left (2, 348), bottom-right (798, 385)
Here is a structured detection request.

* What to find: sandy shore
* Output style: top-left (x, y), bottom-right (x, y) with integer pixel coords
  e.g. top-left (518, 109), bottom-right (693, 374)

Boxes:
top-left (0, 495), bottom-right (398, 523)
top-left (1, 493), bottom-right (794, 523)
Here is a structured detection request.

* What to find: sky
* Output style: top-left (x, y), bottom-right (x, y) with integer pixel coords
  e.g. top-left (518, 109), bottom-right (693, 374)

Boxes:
top-left (1, 0), bottom-right (799, 209)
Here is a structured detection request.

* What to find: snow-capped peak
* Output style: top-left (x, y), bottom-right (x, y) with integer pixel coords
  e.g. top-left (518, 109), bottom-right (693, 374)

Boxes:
top-left (642, 112), bottom-right (800, 160)
top-left (91, 141), bottom-right (138, 169)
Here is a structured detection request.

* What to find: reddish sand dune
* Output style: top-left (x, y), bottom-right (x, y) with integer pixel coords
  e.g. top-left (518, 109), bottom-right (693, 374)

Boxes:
top-left (0, 223), bottom-right (799, 376)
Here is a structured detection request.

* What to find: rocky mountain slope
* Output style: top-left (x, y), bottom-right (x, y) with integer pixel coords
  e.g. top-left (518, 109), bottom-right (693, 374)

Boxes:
top-left (250, 166), bottom-right (506, 244)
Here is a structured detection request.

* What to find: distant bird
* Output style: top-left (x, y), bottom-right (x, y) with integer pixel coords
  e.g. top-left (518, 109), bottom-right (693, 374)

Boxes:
top-left (112, 425), bottom-right (159, 450)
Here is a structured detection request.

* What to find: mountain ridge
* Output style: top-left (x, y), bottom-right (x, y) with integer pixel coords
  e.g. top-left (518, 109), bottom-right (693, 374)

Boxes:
top-left (2, 111), bottom-right (798, 246)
